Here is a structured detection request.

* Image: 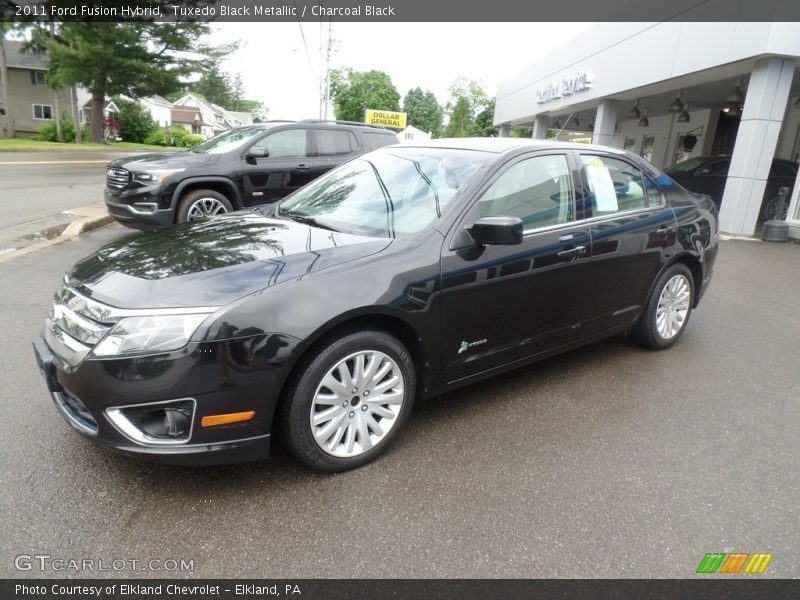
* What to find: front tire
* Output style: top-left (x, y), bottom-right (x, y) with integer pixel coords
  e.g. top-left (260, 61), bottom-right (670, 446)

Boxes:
top-left (280, 330), bottom-right (416, 472)
top-left (176, 189), bottom-right (233, 223)
top-left (631, 263), bottom-right (694, 350)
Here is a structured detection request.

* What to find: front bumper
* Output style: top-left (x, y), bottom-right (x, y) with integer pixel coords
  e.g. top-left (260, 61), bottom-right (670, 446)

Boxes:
top-left (104, 187), bottom-right (175, 230)
top-left (32, 335), bottom-right (281, 466)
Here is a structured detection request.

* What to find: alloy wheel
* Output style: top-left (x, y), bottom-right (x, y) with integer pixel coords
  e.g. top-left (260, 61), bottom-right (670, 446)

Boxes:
top-left (310, 350), bottom-right (405, 458)
top-left (186, 197), bottom-right (229, 220)
top-left (655, 274), bottom-right (691, 340)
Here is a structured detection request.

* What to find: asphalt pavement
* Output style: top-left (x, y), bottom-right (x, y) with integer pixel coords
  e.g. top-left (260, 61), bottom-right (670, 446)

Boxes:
top-left (0, 229), bottom-right (798, 579)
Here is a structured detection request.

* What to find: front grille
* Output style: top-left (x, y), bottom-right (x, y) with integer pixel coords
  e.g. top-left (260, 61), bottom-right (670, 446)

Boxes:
top-left (106, 166), bottom-right (130, 190)
top-left (45, 285), bottom-right (115, 368)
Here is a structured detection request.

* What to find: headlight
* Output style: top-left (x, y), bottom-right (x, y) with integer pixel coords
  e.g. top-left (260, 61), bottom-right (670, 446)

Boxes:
top-left (92, 314), bottom-right (210, 357)
top-left (132, 169), bottom-right (184, 184)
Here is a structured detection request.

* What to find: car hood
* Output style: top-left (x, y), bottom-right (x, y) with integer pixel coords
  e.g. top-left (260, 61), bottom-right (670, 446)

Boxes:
top-left (67, 212), bottom-right (392, 309)
top-left (109, 151), bottom-right (219, 170)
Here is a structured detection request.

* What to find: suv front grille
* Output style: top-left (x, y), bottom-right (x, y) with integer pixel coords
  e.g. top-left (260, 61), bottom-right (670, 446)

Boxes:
top-left (106, 167), bottom-right (130, 190)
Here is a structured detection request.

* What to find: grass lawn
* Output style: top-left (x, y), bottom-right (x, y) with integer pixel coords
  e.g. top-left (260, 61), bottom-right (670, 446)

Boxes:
top-left (0, 138), bottom-right (183, 152)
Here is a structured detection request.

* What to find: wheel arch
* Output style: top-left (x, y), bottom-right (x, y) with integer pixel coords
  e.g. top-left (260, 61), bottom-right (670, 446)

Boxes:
top-left (173, 177), bottom-right (243, 211)
top-left (272, 310), bottom-right (431, 432)
top-left (651, 252), bottom-right (704, 308)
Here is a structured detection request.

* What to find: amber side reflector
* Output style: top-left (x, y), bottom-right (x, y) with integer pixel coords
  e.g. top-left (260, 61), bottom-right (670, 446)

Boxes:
top-left (201, 411), bottom-right (255, 427)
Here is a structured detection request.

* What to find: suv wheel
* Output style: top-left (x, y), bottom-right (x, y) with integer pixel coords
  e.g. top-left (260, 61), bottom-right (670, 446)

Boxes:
top-left (631, 263), bottom-right (694, 350)
top-left (280, 329), bottom-right (416, 472)
top-left (177, 189), bottom-right (233, 223)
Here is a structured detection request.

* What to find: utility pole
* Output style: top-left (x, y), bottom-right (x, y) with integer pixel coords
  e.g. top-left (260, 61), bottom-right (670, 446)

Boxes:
top-left (320, 19), bottom-right (332, 120)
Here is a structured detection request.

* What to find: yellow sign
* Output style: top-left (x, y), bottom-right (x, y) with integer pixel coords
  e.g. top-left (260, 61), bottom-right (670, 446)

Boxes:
top-left (365, 109), bottom-right (407, 129)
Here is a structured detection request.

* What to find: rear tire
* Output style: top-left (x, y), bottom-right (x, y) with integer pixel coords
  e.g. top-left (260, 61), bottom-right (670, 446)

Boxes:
top-left (176, 189), bottom-right (233, 224)
top-left (280, 329), bottom-right (416, 472)
top-left (631, 263), bottom-right (694, 350)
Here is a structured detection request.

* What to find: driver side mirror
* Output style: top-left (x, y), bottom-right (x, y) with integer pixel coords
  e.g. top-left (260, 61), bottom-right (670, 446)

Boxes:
top-left (469, 216), bottom-right (523, 246)
top-left (246, 147), bottom-right (269, 164)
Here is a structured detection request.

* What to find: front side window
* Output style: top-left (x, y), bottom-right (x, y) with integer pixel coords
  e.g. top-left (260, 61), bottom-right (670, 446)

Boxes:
top-left (581, 155), bottom-right (661, 217)
top-left (478, 154), bottom-right (574, 230)
top-left (254, 129), bottom-right (307, 158)
top-left (277, 148), bottom-right (491, 237)
top-left (191, 126), bottom-right (269, 154)
top-left (33, 104), bottom-right (53, 120)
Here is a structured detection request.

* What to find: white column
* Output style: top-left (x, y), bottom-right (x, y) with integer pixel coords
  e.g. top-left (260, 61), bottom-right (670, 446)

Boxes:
top-left (592, 100), bottom-right (618, 146)
top-left (719, 58), bottom-right (795, 235)
top-left (499, 123), bottom-right (511, 138)
top-left (532, 115), bottom-right (548, 139)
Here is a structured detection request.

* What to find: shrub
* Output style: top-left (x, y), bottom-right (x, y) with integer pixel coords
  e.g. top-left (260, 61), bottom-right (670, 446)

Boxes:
top-left (114, 97), bottom-right (158, 143)
top-left (144, 126), bottom-right (204, 148)
top-left (36, 116), bottom-right (77, 142)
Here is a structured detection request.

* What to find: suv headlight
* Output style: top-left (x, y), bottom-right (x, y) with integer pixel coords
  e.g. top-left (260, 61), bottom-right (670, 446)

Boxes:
top-left (132, 168), bottom-right (184, 184)
top-left (92, 314), bottom-right (210, 357)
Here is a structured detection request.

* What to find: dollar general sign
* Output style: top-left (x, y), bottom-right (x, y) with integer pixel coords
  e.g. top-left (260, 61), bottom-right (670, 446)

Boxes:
top-left (365, 109), bottom-right (407, 128)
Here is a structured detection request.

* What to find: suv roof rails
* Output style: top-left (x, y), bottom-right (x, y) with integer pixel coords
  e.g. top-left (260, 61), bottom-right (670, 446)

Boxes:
top-left (298, 119), bottom-right (392, 131)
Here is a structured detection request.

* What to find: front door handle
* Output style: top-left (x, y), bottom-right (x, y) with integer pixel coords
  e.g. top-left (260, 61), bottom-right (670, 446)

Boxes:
top-left (297, 164), bottom-right (311, 171)
top-left (557, 245), bottom-right (587, 260)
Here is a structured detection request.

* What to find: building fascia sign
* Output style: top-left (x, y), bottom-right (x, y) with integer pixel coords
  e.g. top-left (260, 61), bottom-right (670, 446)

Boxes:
top-left (536, 73), bottom-right (591, 104)
top-left (365, 109), bottom-right (407, 128)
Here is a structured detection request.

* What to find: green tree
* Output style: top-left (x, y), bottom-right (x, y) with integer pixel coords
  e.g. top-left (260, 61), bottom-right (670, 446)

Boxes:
top-left (113, 97), bottom-right (157, 143)
top-left (33, 3), bottom-right (227, 143)
top-left (330, 69), bottom-right (401, 122)
top-left (473, 98), bottom-right (499, 137)
top-left (189, 62), bottom-right (235, 108)
top-left (444, 96), bottom-right (473, 138)
top-left (443, 78), bottom-right (494, 138)
top-left (402, 87), bottom-right (442, 137)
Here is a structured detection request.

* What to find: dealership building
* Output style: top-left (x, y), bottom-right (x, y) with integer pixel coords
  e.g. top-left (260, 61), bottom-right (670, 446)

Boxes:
top-left (494, 21), bottom-right (800, 239)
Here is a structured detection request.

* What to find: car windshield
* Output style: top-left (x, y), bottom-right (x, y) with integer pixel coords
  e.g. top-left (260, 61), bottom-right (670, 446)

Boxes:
top-left (275, 148), bottom-right (491, 237)
top-left (191, 126), bottom-right (269, 154)
top-left (665, 157), bottom-right (711, 173)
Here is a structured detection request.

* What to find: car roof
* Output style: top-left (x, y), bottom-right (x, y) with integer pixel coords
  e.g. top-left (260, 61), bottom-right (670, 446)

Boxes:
top-left (398, 137), bottom-right (629, 155)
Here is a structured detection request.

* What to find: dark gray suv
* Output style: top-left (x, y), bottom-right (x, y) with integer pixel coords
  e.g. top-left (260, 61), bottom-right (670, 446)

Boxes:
top-left (104, 120), bottom-right (398, 229)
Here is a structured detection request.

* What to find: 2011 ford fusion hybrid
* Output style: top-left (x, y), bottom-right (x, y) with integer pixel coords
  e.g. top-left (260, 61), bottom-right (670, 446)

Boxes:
top-left (33, 139), bottom-right (719, 472)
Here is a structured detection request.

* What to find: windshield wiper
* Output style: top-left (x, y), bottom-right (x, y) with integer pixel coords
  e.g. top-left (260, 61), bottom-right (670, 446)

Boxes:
top-left (282, 213), bottom-right (339, 232)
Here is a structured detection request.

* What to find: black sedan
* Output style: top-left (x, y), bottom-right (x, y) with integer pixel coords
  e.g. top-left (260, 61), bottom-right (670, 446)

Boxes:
top-left (664, 155), bottom-right (797, 221)
top-left (33, 139), bottom-right (719, 472)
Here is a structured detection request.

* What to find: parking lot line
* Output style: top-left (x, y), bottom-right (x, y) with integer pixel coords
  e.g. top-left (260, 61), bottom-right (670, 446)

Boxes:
top-left (0, 160), bottom-right (109, 165)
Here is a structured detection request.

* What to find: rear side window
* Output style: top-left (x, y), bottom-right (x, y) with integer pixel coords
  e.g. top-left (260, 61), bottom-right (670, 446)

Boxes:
top-left (699, 159), bottom-right (730, 176)
top-left (580, 155), bottom-right (662, 217)
top-left (314, 129), bottom-right (358, 156)
top-left (362, 131), bottom-right (397, 150)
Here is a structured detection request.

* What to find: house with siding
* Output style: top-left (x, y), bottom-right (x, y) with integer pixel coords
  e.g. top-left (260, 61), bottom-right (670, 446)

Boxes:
top-left (1, 39), bottom-right (74, 137)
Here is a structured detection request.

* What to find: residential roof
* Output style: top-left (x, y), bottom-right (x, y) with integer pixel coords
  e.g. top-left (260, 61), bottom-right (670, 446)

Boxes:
top-left (171, 106), bottom-right (203, 124)
top-left (2, 40), bottom-right (47, 70)
top-left (144, 95), bottom-right (173, 107)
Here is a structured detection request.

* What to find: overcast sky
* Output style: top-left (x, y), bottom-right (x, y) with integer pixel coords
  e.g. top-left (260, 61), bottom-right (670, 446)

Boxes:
top-left (212, 22), bottom-right (590, 120)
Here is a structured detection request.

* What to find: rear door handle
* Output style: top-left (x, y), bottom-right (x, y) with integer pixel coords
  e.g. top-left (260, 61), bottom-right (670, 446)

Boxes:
top-left (297, 164), bottom-right (311, 171)
top-left (557, 245), bottom-right (587, 260)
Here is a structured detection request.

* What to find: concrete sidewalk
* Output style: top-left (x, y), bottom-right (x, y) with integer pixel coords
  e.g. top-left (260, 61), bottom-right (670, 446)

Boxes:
top-left (0, 201), bottom-right (115, 262)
